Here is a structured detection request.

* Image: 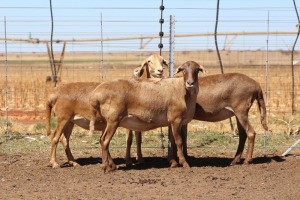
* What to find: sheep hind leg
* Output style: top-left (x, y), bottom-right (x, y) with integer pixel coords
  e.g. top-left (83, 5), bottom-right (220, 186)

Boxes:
top-left (100, 122), bottom-right (118, 172)
top-left (231, 117), bottom-right (247, 165)
top-left (60, 122), bottom-right (80, 167)
top-left (243, 122), bottom-right (256, 165)
top-left (233, 115), bottom-right (256, 165)
top-left (49, 118), bottom-right (69, 168)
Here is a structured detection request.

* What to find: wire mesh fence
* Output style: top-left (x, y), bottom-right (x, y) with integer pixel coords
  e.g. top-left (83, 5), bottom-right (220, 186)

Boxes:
top-left (0, 1), bottom-right (300, 156)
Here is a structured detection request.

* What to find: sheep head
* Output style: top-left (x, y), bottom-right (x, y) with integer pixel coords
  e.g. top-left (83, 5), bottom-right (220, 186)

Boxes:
top-left (133, 54), bottom-right (168, 78)
top-left (175, 61), bottom-right (204, 91)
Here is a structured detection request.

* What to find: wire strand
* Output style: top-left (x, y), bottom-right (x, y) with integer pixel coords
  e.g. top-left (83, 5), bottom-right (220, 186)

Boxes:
top-left (50, 0), bottom-right (57, 86)
top-left (214, 0), bottom-right (224, 74)
top-left (291, 0), bottom-right (300, 114)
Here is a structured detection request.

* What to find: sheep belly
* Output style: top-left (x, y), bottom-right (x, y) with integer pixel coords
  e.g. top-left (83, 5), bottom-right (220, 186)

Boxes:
top-left (119, 114), bottom-right (169, 131)
top-left (71, 115), bottom-right (90, 129)
top-left (71, 115), bottom-right (104, 130)
top-left (195, 107), bottom-right (235, 122)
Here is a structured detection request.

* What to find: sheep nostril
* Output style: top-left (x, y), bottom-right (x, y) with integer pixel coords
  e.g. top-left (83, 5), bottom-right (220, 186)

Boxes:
top-left (186, 81), bottom-right (194, 87)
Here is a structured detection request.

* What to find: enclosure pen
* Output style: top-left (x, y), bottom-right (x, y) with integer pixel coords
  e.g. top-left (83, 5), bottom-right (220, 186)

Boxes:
top-left (0, 1), bottom-right (300, 198)
top-left (0, 1), bottom-right (299, 166)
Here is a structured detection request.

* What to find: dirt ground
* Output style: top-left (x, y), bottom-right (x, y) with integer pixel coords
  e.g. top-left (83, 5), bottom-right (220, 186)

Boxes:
top-left (0, 110), bottom-right (300, 199)
top-left (1, 149), bottom-right (300, 200)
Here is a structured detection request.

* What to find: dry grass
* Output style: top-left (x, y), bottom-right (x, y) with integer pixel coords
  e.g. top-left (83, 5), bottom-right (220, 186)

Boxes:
top-left (0, 50), bottom-right (299, 135)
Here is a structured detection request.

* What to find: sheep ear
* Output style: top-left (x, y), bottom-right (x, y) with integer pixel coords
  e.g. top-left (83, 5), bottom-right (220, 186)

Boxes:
top-left (163, 59), bottom-right (169, 67)
top-left (175, 65), bottom-right (184, 74)
top-left (199, 65), bottom-right (206, 74)
top-left (141, 59), bottom-right (148, 67)
top-left (133, 66), bottom-right (144, 78)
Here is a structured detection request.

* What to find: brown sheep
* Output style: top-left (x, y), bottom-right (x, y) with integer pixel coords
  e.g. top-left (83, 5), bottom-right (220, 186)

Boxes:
top-left (45, 54), bottom-right (168, 168)
top-left (127, 72), bottom-right (268, 166)
top-left (89, 61), bottom-right (204, 172)
top-left (194, 73), bottom-right (268, 165)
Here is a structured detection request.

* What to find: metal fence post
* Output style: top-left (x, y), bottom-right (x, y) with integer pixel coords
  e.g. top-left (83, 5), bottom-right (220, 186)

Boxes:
top-left (168, 15), bottom-right (178, 160)
top-left (169, 15), bottom-right (175, 77)
top-left (158, 0), bottom-right (165, 157)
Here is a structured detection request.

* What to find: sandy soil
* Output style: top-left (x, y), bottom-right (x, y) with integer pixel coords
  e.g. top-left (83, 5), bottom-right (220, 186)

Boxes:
top-left (1, 150), bottom-right (299, 200)
top-left (1, 110), bottom-right (300, 199)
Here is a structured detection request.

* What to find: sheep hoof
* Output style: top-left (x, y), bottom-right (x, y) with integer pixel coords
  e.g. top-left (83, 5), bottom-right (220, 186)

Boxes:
top-left (230, 157), bottom-right (241, 165)
top-left (110, 163), bottom-right (117, 170)
top-left (170, 160), bottom-right (178, 168)
top-left (230, 160), bottom-right (237, 166)
top-left (50, 162), bottom-right (59, 169)
top-left (69, 161), bottom-right (80, 167)
top-left (102, 165), bottom-right (116, 173)
top-left (243, 159), bottom-right (252, 165)
top-left (124, 157), bottom-right (133, 166)
top-left (182, 162), bottom-right (190, 168)
top-left (101, 161), bottom-right (117, 172)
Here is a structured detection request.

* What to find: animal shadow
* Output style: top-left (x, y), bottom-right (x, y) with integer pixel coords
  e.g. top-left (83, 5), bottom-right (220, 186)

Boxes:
top-left (60, 154), bottom-right (286, 169)
top-left (188, 155), bottom-right (286, 167)
top-left (252, 155), bottom-right (286, 164)
top-left (118, 156), bottom-right (170, 171)
top-left (187, 156), bottom-right (232, 167)
top-left (122, 154), bottom-right (287, 170)
top-left (73, 157), bottom-right (127, 166)
top-left (59, 157), bottom-right (102, 168)
top-left (75, 156), bottom-right (102, 166)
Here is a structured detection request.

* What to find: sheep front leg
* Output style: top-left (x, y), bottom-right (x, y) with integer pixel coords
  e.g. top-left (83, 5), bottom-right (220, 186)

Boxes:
top-left (125, 129), bottom-right (133, 166)
top-left (171, 121), bottom-right (190, 168)
top-left (125, 130), bottom-right (144, 166)
top-left (168, 126), bottom-right (178, 168)
top-left (135, 131), bottom-right (144, 164)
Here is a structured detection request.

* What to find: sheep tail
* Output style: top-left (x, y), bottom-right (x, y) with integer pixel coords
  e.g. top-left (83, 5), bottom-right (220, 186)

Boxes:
top-left (89, 95), bottom-right (102, 134)
top-left (45, 99), bottom-right (53, 136)
top-left (257, 89), bottom-right (268, 131)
